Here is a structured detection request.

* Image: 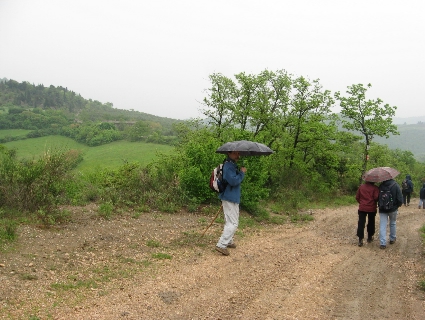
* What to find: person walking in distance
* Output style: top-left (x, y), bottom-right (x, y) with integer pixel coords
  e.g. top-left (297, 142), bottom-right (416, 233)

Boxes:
top-left (355, 181), bottom-right (379, 246)
top-left (418, 183), bottom-right (425, 209)
top-left (401, 174), bottom-right (414, 206)
top-left (378, 178), bottom-right (403, 249)
top-left (215, 151), bottom-right (246, 256)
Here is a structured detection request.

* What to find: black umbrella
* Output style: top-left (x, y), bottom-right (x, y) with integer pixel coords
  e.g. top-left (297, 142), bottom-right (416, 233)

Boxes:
top-left (216, 140), bottom-right (274, 156)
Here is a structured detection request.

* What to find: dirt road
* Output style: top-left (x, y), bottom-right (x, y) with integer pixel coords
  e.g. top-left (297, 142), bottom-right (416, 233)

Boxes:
top-left (1, 201), bottom-right (425, 319)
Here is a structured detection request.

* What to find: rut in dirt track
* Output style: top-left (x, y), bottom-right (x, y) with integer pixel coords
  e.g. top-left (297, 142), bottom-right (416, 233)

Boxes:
top-left (58, 203), bottom-right (425, 320)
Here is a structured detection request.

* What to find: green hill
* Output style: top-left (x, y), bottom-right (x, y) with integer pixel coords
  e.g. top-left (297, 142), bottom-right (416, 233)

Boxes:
top-left (0, 78), bottom-right (187, 148)
top-left (0, 78), bottom-right (183, 133)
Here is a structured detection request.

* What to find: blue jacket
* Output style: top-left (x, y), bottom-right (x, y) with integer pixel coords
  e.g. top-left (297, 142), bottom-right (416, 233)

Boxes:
top-left (219, 158), bottom-right (245, 204)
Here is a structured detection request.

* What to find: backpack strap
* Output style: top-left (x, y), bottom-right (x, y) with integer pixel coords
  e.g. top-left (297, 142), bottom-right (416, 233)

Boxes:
top-left (219, 158), bottom-right (229, 193)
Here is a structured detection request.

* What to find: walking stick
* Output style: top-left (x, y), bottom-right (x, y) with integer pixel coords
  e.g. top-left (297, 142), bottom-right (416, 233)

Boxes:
top-left (201, 204), bottom-right (223, 237)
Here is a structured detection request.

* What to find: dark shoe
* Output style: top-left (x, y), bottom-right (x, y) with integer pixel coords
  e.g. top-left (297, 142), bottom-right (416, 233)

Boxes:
top-left (380, 245), bottom-right (386, 249)
top-left (367, 236), bottom-right (374, 243)
top-left (358, 239), bottom-right (364, 247)
top-left (227, 242), bottom-right (237, 248)
top-left (389, 239), bottom-right (396, 244)
top-left (215, 246), bottom-right (229, 256)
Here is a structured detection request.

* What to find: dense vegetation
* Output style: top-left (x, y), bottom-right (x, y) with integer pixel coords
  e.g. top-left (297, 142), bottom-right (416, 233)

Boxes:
top-left (0, 71), bottom-right (425, 230)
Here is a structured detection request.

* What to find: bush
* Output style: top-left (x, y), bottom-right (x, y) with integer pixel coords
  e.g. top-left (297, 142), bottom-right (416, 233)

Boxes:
top-left (0, 147), bottom-right (77, 223)
top-left (169, 127), bottom-right (274, 213)
top-left (83, 157), bottom-right (185, 212)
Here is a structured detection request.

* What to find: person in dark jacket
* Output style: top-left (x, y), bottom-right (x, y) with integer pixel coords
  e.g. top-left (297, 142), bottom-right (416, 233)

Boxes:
top-left (402, 174), bottom-right (414, 206)
top-left (215, 151), bottom-right (246, 256)
top-left (418, 183), bottom-right (425, 209)
top-left (355, 181), bottom-right (379, 246)
top-left (378, 179), bottom-right (403, 249)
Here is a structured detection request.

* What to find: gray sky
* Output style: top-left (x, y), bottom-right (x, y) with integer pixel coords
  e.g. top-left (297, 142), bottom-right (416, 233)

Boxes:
top-left (1, 0), bottom-right (424, 120)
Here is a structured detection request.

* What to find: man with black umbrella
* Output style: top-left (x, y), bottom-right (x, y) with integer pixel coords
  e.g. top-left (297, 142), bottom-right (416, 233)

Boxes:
top-left (215, 151), bottom-right (246, 256)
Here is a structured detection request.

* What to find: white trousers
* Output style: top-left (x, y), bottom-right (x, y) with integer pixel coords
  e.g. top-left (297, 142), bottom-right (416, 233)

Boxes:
top-left (216, 200), bottom-right (239, 248)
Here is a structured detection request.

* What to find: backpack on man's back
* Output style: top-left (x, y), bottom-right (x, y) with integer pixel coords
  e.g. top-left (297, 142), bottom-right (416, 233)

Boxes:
top-left (402, 179), bottom-right (409, 191)
top-left (209, 160), bottom-right (228, 193)
top-left (378, 182), bottom-right (397, 211)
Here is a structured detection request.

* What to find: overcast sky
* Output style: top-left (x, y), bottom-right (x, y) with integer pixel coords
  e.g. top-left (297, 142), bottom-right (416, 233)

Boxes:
top-left (1, 0), bottom-right (424, 120)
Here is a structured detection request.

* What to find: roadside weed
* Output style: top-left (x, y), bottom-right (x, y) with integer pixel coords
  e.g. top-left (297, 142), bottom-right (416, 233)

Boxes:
top-left (146, 239), bottom-right (161, 247)
top-left (0, 219), bottom-right (18, 241)
top-left (98, 202), bottom-right (114, 220)
top-left (419, 280), bottom-right (425, 291)
top-left (152, 252), bottom-right (172, 259)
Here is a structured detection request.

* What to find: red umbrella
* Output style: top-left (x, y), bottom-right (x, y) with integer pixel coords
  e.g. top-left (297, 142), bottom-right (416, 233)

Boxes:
top-left (362, 167), bottom-right (400, 182)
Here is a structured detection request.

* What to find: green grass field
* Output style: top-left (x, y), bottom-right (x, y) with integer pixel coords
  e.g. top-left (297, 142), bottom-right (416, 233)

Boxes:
top-left (0, 129), bottom-right (32, 138)
top-left (1, 135), bottom-right (174, 172)
top-left (76, 140), bottom-right (173, 172)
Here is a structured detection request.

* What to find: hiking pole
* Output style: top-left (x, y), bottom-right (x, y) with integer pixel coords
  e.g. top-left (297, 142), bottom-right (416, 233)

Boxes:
top-left (201, 204), bottom-right (223, 237)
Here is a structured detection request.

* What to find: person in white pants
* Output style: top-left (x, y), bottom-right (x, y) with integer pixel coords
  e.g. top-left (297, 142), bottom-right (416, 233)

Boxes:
top-left (215, 151), bottom-right (246, 256)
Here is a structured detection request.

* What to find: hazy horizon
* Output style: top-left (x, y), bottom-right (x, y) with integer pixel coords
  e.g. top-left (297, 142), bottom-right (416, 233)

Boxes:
top-left (1, 1), bottom-right (423, 120)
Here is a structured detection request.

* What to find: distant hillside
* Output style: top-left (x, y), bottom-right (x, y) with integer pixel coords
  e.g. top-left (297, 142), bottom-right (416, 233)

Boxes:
top-left (374, 122), bottom-right (425, 162)
top-left (393, 116), bottom-right (425, 125)
top-left (0, 78), bottom-right (183, 130)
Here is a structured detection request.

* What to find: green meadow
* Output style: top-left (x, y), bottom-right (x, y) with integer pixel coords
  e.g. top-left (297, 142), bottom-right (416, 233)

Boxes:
top-left (0, 129), bottom-right (32, 138)
top-left (1, 134), bottom-right (174, 173)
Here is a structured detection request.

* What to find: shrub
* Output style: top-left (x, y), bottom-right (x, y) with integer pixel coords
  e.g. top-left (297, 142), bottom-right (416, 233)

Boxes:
top-left (0, 147), bottom-right (76, 223)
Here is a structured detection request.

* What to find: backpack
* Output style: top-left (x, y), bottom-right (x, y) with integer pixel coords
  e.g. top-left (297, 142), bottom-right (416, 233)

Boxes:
top-left (209, 160), bottom-right (228, 193)
top-left (378, 182), bottom-right (396, 211)
top-left (402, 179), bottom-right (409, 191)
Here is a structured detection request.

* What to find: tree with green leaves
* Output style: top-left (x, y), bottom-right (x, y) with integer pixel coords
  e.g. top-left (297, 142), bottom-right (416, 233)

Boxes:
top-left (284, 76), bottom-right (336, 168)
top-left (202, 73), bottom-right (237, 137)
top-left (202, 70), bottom-right (292, 145)
top-left (334, 83), bottom-right (399, 179)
